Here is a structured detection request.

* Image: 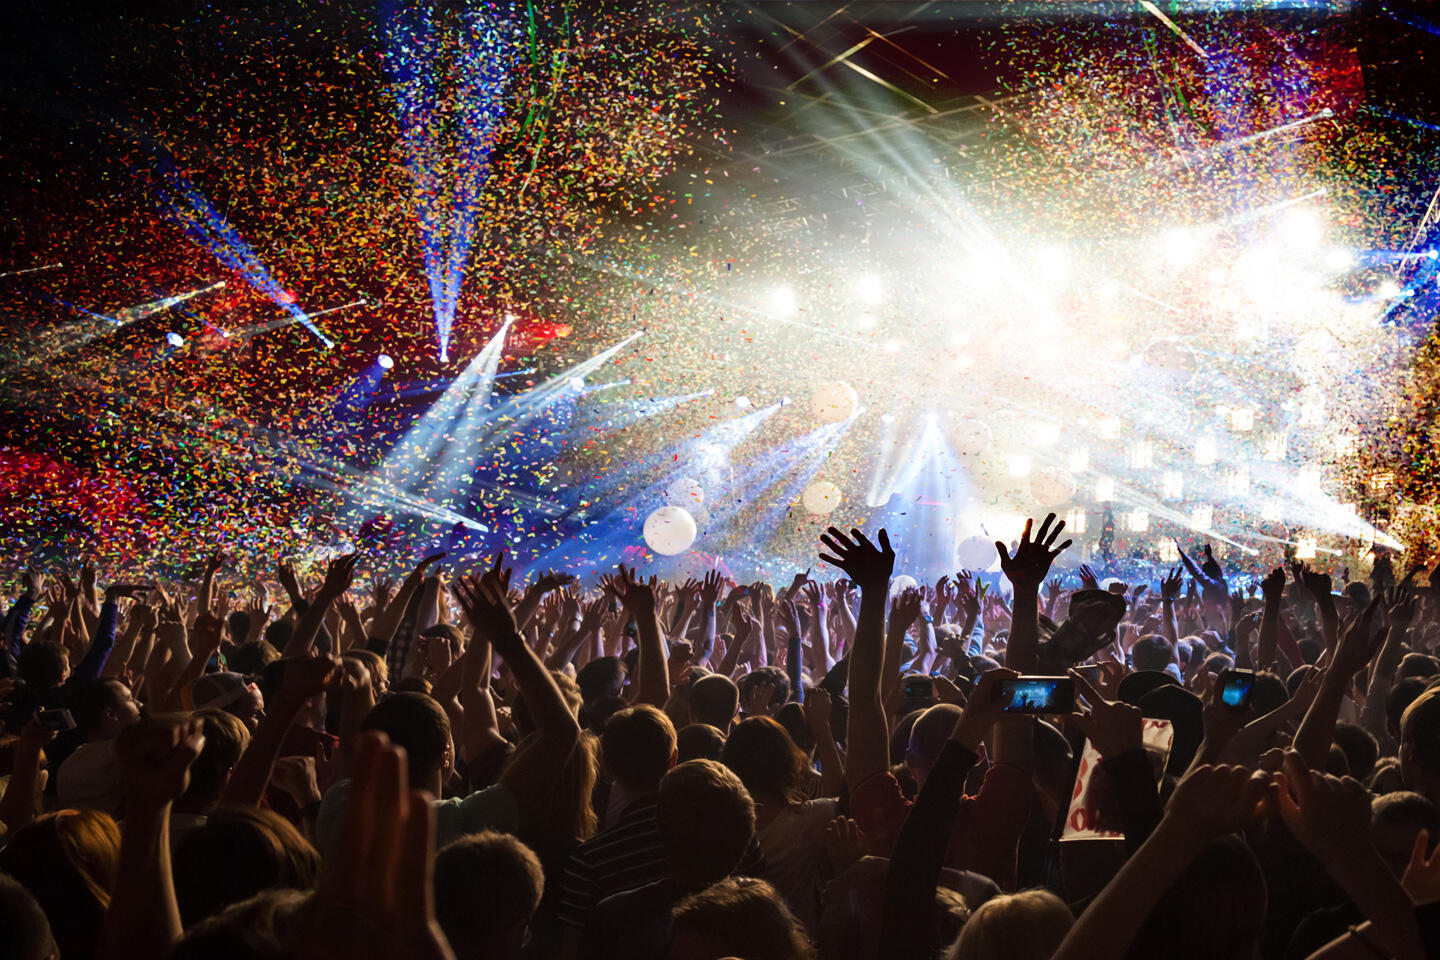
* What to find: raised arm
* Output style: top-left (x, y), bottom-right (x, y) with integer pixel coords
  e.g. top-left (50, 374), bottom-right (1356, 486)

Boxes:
top-left (285, 554), bottom-right (358, 658)
top-left (1361, 590), bottom-right (1417, 749)
top-left (818, 526), bottom-right (895, 791)
top-left (1294, 597), bottom-right (1383, 770)
top-left (605, 565), bottom-right (669, 708)
top-left (221, 655), bottom-right (342, 806)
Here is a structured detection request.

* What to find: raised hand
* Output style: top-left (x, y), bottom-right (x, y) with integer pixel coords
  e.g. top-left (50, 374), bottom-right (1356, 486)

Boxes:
top-left (1260, 567), bottom-right (1286, 600)
top-left (804, 687), bottom-right (834, 737)
top-left (995, 514), bottom-right (1072, 590)
top-left (1292, 563), bottom-right (1335, 608)
top-left (700, 569), bottom-right (725, 607)
top-left (1275, 751), bottom-right (1373, 869)
top-left (452, 576), bottom-right (521, 655)
top-left (954, 572), bottom-right (979, 618)
top-left (116, 716), bottom-right (207, 811)
top-left (1333, 596), bottom-right (1385, 677)
top-left (1078, 564), bottom-right (1100, 592)
top-left (1165, 763), bottom-right (1274, 840)
top-left (477, 551), bottom-right (511, 596)
top-left (602, 564), bottom-right (657, 616)
top-left (1160, 566), bottom-right (1184, 601)
top-left (818, 527), bottom-right (895, 591)
top-left (1403, 830), bottom-right (1440, 906)
top-left (104, 582), bottom-right (152, 604)
top-left (1068, 667), bottom-right (1143, 760)
top-left (1386, 588), bottom-right (1420, 633)
top-left (889, 588), bottom-right (923, 632)
top-left (532, 569), bottom-right (577, 595)
top-left (952, 667), bottom-right (1018, 753)
top-left (21, 569), bottom-right (45, 599)
top-left (744, 679), bottom-right (776, 717)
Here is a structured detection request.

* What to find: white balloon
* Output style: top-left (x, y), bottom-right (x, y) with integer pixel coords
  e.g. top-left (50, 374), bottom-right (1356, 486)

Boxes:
top-left (643, 506), bottom-right (697, 556)
top-left (890, 575), bottom-right (918, 596)
top-left (957, 535), bottom-right (997, 570)
top-left (1030, 470), bottom-right (1078, 506)
top-left (811, 381), bottom-right (858, 424)
top-left (666, 476), bottom-right (704, 508)
top-left (948, 419), bottom-right (993, 456)
top-left (801, 480), bottom-right (843, 515)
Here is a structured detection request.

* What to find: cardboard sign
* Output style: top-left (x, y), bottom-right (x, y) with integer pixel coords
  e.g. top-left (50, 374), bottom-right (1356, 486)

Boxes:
top-left (1061, 718), bottom-right (1174, 841)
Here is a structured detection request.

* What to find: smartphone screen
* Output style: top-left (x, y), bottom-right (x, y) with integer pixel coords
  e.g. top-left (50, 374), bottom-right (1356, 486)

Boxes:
top-left (1219, 669), bottom-right (1256, 709)
top-left (999, 676), bottom-right (1076, 714)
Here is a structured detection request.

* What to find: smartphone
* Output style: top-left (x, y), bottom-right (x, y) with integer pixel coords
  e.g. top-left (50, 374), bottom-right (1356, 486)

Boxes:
top-left (902, 676), bottom-right (934, 713)
top-left (1218, 669), bottom-right (1257, 709)
top-left (999, 676), bottom-right (1076, 715)
top-left (1072, 663), bottom-right (1102, 687)
top-left (35, 708), bottom-right (76, 732)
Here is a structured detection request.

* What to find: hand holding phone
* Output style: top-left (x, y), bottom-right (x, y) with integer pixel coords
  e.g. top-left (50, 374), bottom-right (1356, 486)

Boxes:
top-left (1218, 669), bottom-right (1256, 710)
top-left (998, 676), bottom-right (1076, 715)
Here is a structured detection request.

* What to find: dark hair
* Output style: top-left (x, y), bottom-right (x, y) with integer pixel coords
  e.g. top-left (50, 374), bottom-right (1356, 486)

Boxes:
top-left (601, 705), bottom-right (677, 791)
top-left (1249, 672), bottom-right (1288, 716)
top-left (180, 708), bottom-right (252, 810)
top-left (1130, 635), bottom-right (1173, 674)
top-left (1138, 684), bottom-right (1203, 776)
top-left (228, 639), bottom-right (281, 678)
top-left (737, 666), bottom-right (790, 711)
top-left (0, 808), bottom-right (120, 960)
top-left (434, 832), bottom-right (545, 957)
top-left (721, 716), bottom-right (810, 806)
top-left (1398, 653), bottom-right (1440, 683)
top-left (263, 619), bottom-right (294, 651)
top-left (1372, 790), bottom-right (1440, 832)
top-left (0, 873), bottom-right (56, 960)
top-left (1286, 665), bottom-right (1317, 698)
top-left (1123, 835), bottom-right (1265, 960)
top-left (670, 877), bottom-right (816, 960)
top-left (170, 888), bottom-right (306, 960)
top-left (775, 702), bottom-right (814, 755)
top-left (362, 692), bottom-right (451, 785)
top-left (392, 676), bottom-right (433, 695)
top-left (16, 641), bottom-right (67, 690)
top-left (1389, 678), bottom-right (1428, 742)
top-left (576, 655), bottom-right (627, 704)
top-left (173, 806), bottom-right (320, 927)
top-left (1298, 638), bottom-right (1323, 665)
top-left (658, 759), bottom-right (756, 887)
top-left (1332, 722), bottom-right (1380, 782)
top-left (677, 723), bottom-right (727, 762)
top-left (1402, 687), bottom-right (1440, 776)
top-left (690, 673), bottom-right (740, 729)
top-left (70, 679), bottom-right (126, 737)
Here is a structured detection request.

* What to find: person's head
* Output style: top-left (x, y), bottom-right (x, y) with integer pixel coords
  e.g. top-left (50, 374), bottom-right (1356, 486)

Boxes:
top-left (343, 649), bottom-right (388, 695)
top-left (721, 715), bottom-right (810, 806)
top-left (1389, 677), bottom-right (1428, 744)
top-left (227, 639), bottom-right (280, 678)
top-left (690, 673), bottom-right (741, 731)
top-left (1371, 791), bottom-right (1440, 877)
top-left (16, 641), bottom-right (68, 691)
top-left (0, 808), bottom-right (120, 960)
top-left (173, 805), bottom-right (321, 928)
top-left (944, 889), bottom-right (1073, 960)
top-left (668, 877), bottom-right (816, 960)
top-left (417, 623), bottom-right (465, 675)
top-left (434, 831), bottom-right (545, 960)
top-left (264, 618), bottom-right (294, 652)
top-left (362, 692), bottom-right (453, 795)
top-left (178, 708), bottom-right (252, 813)
top-left (1249, 672), bottom-right (1289, 716)
top-left (576, 655), bottom-right (627, 705)
top-left (71, 678), bottom-right (141, 741)
top-left (905, 704), bottom-right (962, 789)
top-left (0, 874), bottom-right (57, 960)
top-left (192, 672), bottom-right (267, 732)
top-left (602, 704), bottom-right (678, 794)
top-left (737, 666), bottom-right (790, 713)
top-left (1333, 722), bottom-right (1380, 782)
top-left (677, 723), bottom-right (727, 762)
top-left (1400, 687), bottom-right (1440, 801)
top-left (1130, 635), bottom-right (1173, 674)
top-left (517, 730), bottom-right (599, 852)
top-left (657, 759), bottom-right (756, 889)
top-left (1398, 653), bottom-right (1440, 683)
top-left (1123, 835), bottom-right (1266, 960)
top-left (169, 888), bottom-right (306, 960)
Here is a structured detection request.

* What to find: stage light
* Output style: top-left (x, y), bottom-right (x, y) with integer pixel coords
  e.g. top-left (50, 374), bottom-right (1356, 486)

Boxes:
top-left (1278, 207), bottom-right (1324, 250)
top-left (1261, 502), bottom-right (1283, 522)
top-left (856, 274), bottom-right (884, 304)
top-left (1037, 245), bottom-right (1068, 282)
top-left (1195, 437), bottom-right (1217, 465)
top-left (1323, 248), bottom-right (1355, 271)
top-left (1191, 505), bottom-right (1213, 530)
top-left (735, 396), bottom-right (752, 409)
top-left (953, 354), bottom-right (974, 370)
top-left (879, 413), bottom-right (896, 424)
top-left (1297, 465), bottom-right (1323, 490)
top-left (1333, 434), bottom-right (1359, 457)
top-left (1376, 279), bottom-right (1402, 299)
top-left (1369, 471), bottom-right (1395, 492)
top-left (1157, 539), bottom-right (1180, 563)
top-left (1229, 407), bottom-right (1255, 432)
top-left (1299, 397), bottom-right (1325, 425)
top-left (378, 353), bottom-right (394, 370)
top-left (569, 377), bottom-right (585, 391)
top-left (769, 286), bottom-right (798, 317)
top-left (1127, 442), bottom-right (1153, 469)
top-left (1262, 433), bottom-right (1286, 461)
top-left (1065, 509), bottom-right (1088, 534)
top-left (166, 332), bottom-right (185, 347)
top-left (1162, 471), bottom-right (1183, 500)
top-left (882, 337), bottom-right (903, 354)
top-left (1296, 537), bottom-right (1317, 560)
top-left (856, 313), bottom-right (879, 330)
top-left (1161, 227), bottom-right (1199, 267)
top-left (1068, 449), bottom-right (1090, 472)
top-left (1098, 417), bottom-right (1122, 440)
top-left (1035, 422), bottom-right (1061, 447)
top-left (1127, 509), bottom-right (1149, 532)
top-left (1226, 469), bottom-right (1249, 496)
top-left (1095, 477), bottom-right (1115, 502)
top-left (1008, 455), bottom-right (1031, 477)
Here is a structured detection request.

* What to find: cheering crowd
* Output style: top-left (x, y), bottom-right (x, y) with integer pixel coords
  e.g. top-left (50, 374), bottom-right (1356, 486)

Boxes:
top-left (4, 513), bottom-right (1440, 959)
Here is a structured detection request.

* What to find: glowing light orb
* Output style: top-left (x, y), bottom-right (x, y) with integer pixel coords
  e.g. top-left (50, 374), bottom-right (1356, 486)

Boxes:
top-left (811, 381), bottom-right (858, 423)
top-left (643, 506), bottom-right (697, 556)
top-left (769, 286), bottom-right (798, 317)
top-left (377, 354), bottom-right (394, 370)
top-left (801, 480), bottom-right (842, 515)
top-left (165, 332), bottom-right (185, 347)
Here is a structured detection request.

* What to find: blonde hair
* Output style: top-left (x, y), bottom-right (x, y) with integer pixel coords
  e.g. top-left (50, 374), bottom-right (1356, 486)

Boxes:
top-left (946, 890), bottom-right (1074, 960)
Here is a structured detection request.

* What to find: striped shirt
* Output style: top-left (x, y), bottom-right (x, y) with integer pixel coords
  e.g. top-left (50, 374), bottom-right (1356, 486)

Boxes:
top-left (556, 797), bottom-right (668, 929)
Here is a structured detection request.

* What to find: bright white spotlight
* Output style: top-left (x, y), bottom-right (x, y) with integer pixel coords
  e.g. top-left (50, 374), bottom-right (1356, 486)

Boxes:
top-left (1161, 227), bottom-right (1200, 267)
top-left (1323, 248), bottom-right (1355, 271)
top-left (1035, 422), bottom-right (1061, 447)
top-left (569, 377), bottom-right (585, 391)
top-left (1127, 509), bottom-right (1149, 532)
top-left (882, 337), bottom-right (904, 354)
top-left (1065, 509), bottom-right (1088, 534)
top-left (735, 396), bottom-right (751, 409)
top-left (953, 354), bottom-right (974, 370)
top-left (1008, 455), bottom-right (1032, 477)
top-left (1228, 407), bottom-right (1255, 432)
top-left (879, 413), bottom-right (896, 424)
top-left (1278, 207), bottom-right (1325, 250)
top-left (1037, 245), bottom-right (1068, 283)
top-left (769, 286), bottom-right (798, 317)
top-left (1157, 539), bottom-right (1180, 563)
top-left (1161, 471), bottom-right (1184, 500)
top-left (1095, 477), bottom-right (1115, 502)
top-left (1261, 502), bottom-right (1283, 522)
top-left (1295, 537), bottom-right (1317, 560)
top-left (1098, 417), bottom-right (1122, 440)
top-left (1195, 437), bottom-right (1217, 466)
top-left (165, 332), bottom-right (185, 347)
top-left (1127, 442), bottom-right (1153, 469)
top-left (1226, 469), bottom-right (1250, 496)
top-left (1376, 279), bottom-right (1402, 299)
top-left (1262, 433), bottom-right (1286, 461)
top-left (856, 274), bottom-right (883, 305)
top-left (377, 353), bottom-right (394, 370)
top-left (856, 313), bottom-right (879, 331)
top-left (1191, 505), bottom-right (1214, 530)
top-left (1068, 449), bottom-right (1090, 472)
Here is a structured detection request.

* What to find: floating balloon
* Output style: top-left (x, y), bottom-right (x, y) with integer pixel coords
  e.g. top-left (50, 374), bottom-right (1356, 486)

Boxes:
top-left (957, 535), bottom-right (997, 570)
top-left (811, 381), bottom-right (858, 423)
top-left (1030, 470), bottom-right (1078, 506)
top-left (948, 419), bottom-right (993, 456)
top-left (644, 506), bottom-right (697, 555)
top-left (1141, 339), bottom-right (1199, 383)
top-left (890, 575), bottom-right (918, 596)
top-left (801, 480), bottom-right (843, 515)
top-left (666, 476), bottom-right (704, 508)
